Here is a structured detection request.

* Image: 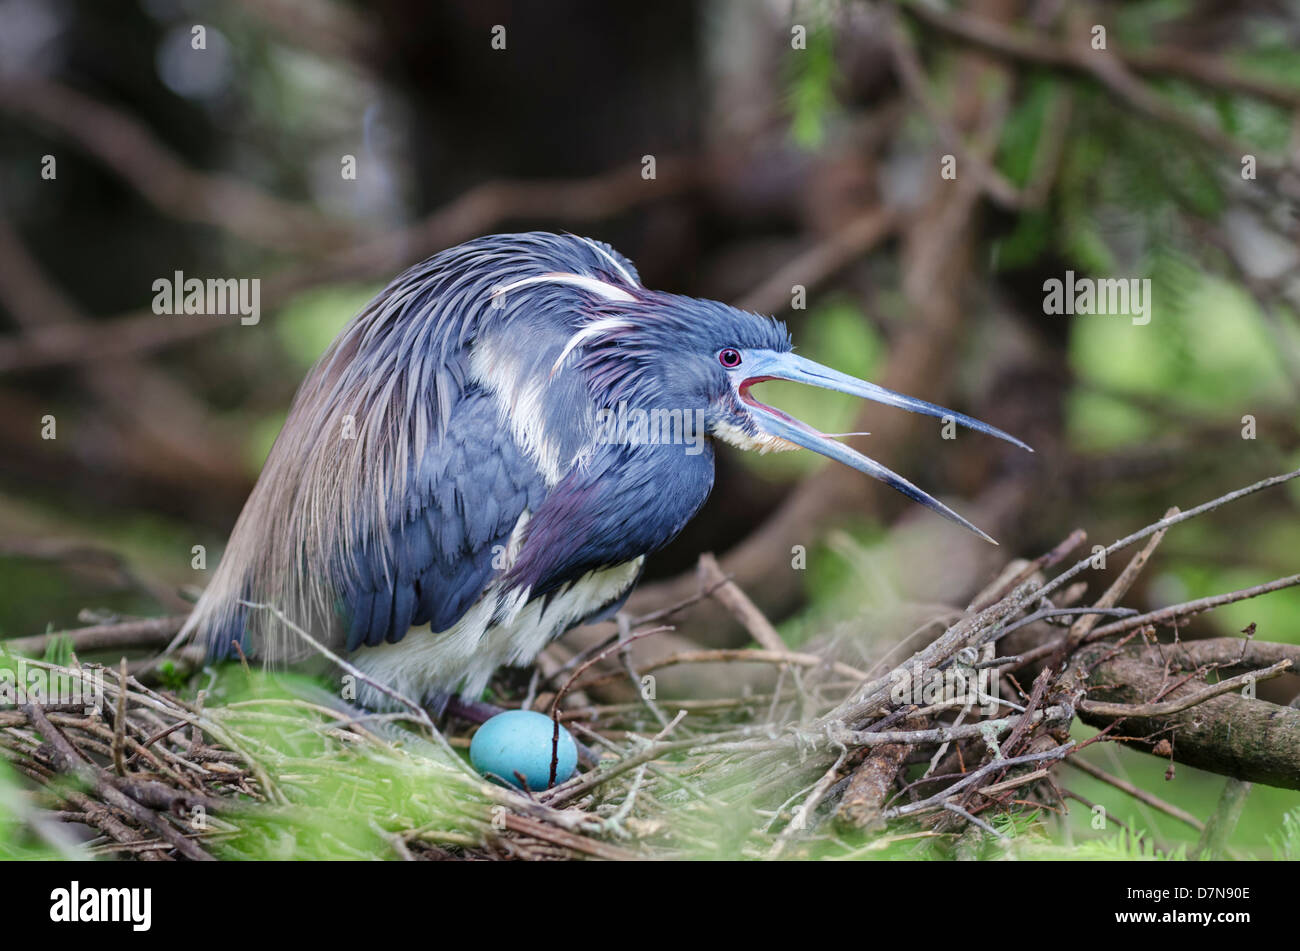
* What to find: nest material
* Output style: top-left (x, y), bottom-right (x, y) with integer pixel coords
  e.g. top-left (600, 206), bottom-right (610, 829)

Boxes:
top-left (2, 472), bottom-right (1299, 860)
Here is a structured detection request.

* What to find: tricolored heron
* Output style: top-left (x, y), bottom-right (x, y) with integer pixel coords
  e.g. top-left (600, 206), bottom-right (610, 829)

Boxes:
top-left (180, 233), bottom-right (1030, 710)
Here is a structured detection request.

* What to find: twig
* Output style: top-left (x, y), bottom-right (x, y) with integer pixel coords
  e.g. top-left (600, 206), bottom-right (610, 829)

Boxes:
top-left (884, 7), bottom-right (1024, 209)
top-left (111, 659), bottom-right (127, 777)
top-left (0, 159), bottom-right (698, 373)
top-left (542, 728), bottom-right (759, 807)
top-left (836, 719), bottom-right (919, 829)
top-left (1064, 757), bottom-right (1205, 832)
top-left (883, 744), bottom-right (1075, 820)
top-left (697, 553), bottom-right (785, 651)
top-left (1077, 659), bottom-right (1291, 717)
top-left (736, 207), bottom-right (897, 316)
top-left (904, 3), bottom-right (1296, 172)
top-left (828, 705), bottom-right (1073, 751)
top-left (977, 767), bottom-right (1049, 797)
top-left (501, 813), bottom-right (638, 861)
top-left (549, 625), bottom-right (673, 787)
top-left (943, 801), bottom-right (1006, 839)
top-left (3, 616), bottom-right (187, 657)
top-left (1068, 506), bottom-right (1176, 644)
top-left (986, 606), bottom-right (1137, 645)
top-left (21, 704), bottom-right (213, 861)
top-left (238, 601), bottom-right (475, 781)
top-left (242, 602), bottom-right (429, 726)
top-left (905, 2), bottom-right (1300, 110)
top-left (579, 648), bottom-right (867, 687)
top-left (1191, 778), bottom-right (1251, 860)
top-left (1006, 573), bottom-right (1300, 674)
top-left (1033, 469), bottom-right (1300, 610)
top-left (969, 529), bottom-right (1087, 612)
top-left (768, 750), bottom-right (849, 858)
top-left (615, 613), bottom-right (669, 729)
top-left (1088, 574), bottom-right (1300, 639)
top-left (0, 78), bottom-right (358, 251)
top-left (1038, 506), bottom-right (1176, 672)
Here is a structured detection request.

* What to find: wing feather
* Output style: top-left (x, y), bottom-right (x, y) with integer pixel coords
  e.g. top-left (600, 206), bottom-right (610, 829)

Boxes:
top-left (341, 389), bottom-right (547, 649)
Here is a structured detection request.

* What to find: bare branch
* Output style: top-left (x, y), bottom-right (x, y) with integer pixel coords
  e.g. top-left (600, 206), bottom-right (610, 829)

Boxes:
top-left (0, 78), bottom-right (360, 251)
top-left (697, 553), bottom-right (786, 652)
top-left (0, 159), bottom-right (698, 373)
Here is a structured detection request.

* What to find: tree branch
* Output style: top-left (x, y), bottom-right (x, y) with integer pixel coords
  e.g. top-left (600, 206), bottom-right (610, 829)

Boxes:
top-left (1076, 647), bottom-right (1300, 789)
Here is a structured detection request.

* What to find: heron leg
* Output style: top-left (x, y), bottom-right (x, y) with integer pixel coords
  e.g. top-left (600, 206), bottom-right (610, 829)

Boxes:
top-left (442, 695), bottom-right (505, 724)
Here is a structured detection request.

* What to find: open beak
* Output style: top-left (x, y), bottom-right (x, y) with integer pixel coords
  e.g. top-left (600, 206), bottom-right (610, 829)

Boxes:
top-left (737, 350), bottom-right (1033, 544)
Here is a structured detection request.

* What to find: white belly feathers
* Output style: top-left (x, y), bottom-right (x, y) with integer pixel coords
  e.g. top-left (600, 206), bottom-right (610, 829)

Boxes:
top-left (351, 557), bottom-right (643, 709)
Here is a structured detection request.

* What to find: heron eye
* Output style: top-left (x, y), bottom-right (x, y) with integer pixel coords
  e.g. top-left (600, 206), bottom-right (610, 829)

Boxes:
top-left (718, 348), bottom-right (742, 368)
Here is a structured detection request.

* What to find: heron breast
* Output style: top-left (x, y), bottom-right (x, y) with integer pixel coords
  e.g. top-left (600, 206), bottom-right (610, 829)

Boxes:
top-left (349, 557), bottom-right (644, 708)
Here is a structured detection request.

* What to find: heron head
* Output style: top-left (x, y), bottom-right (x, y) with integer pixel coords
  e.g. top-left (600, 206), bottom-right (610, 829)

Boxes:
top-left (588, 295), bottom-right (1032, 542)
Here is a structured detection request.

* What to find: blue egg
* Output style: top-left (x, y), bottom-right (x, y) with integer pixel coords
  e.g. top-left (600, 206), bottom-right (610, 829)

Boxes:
top-left (469, 710), bottom-right (578, 790)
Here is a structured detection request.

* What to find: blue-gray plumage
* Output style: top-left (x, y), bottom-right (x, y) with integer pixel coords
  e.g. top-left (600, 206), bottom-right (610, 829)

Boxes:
top-left (179, 232), bottom-right (1030, 710)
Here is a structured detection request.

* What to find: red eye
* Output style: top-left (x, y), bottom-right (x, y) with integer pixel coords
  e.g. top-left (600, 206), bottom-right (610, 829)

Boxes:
top-left (718, 348), bottom-right (742, 368)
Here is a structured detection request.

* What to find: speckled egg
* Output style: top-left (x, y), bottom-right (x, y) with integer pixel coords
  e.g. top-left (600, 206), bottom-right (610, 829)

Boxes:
top-left (469, 710), bottom-right (578, 790)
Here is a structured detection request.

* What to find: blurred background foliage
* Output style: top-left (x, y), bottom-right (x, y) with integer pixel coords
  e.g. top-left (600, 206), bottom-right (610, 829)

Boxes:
top-left (1, 0), bottom-right (1299, 857)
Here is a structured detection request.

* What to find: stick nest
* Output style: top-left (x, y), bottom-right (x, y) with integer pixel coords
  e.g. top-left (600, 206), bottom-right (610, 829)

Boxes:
top-left (3, 472), bottom-right (1298, 860)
